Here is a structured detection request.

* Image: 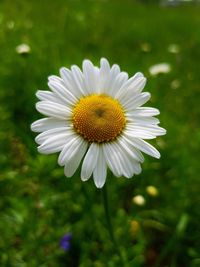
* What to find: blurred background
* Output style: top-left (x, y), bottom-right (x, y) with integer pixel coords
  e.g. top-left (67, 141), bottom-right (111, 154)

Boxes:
top-left (0, 0), bottom-right (200, 266)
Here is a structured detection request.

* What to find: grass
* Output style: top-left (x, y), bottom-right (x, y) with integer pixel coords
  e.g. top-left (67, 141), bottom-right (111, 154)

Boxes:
top-left (0, 0), bottom-right (200, 266)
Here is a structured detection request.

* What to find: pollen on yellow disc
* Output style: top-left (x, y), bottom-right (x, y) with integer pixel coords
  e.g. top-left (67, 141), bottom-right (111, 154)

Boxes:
top-left (72, 94), bottom-right (126, 143)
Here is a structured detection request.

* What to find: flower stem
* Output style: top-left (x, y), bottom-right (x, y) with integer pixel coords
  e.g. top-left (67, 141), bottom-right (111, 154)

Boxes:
top-left (102, 183), bottom-right (127, 266)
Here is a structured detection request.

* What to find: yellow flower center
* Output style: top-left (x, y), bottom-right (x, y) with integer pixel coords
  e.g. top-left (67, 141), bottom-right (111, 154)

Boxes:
top-left (72, 94), bottom-right (126, 143)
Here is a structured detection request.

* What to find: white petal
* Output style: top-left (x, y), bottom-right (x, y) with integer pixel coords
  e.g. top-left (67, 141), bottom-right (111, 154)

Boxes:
top-left (100, 58), bottom-right (110, 69)
top-left (110, 64), bottom-right (120, 77)
top-left (132, 77), bottom-right (146, 93)
top-left (71, 65), bottom-right (85, 95)
top-left (48, 75), bottom-right (63, 84)
top-left (113, 139), bottom-right (142, 175)
top-left (121, 135), bottom-right (145, 162)
top-left (64, 141), bottom-right (88, 177)
top-left (60, 67), bottom-right (82, 98)
top-left (36, 90), bottom-right (64, 105)
top-left (129, 160), bottom-right (142, 175)
top-left (105, 64), bottom-right (121, 91)
top-left (117, 136), bottom-right (144, 162)
top-left (36, 101), bottom-right (71, 119)
top-left (37, 132), bottom-right (71, 154)
top-left (126, 137), bottom-right (160, 159)
top-left (109, 72), bottom-right (128, 97)
top-left (48, 74), bottom-right (78, 100)
top-left (122, 92), bottom-right (151, 110)
top-left (126, 116), bottom-right (160, 125)
top-left (127, 107), bottom-right (160, 117)
top-left (103, 141), bottom-right (141, 178)
top-left (58, 135), bottom-right (86, 166)
top-left (48, 81), bottom-right (77, 106)
top-left (126, 124), bottom-right (166, 137)
top-left (122, 154), bottom-right (141, 176)
top-left (35, 127), bottom-right (71, 145)
top-left (102, 143), bottom-right (123, 177)
top-left (48, 75), bottom-right (78, 103)
top-left (112, 142), bottom-right (138, 178)
top-left (31, 118), bottom-right (67, 133)
top-left (82, 60), bottom-right (98, 94)
top-left (117, 73), bottom-right (146, 99)
top-left (100, 58), bottom-right (110, 75)
top-left (124, 128), bottom-right (155, 139)
top-left (81, 143), bottom-right (99, 181)
top-left (94, 67), bottom-right (100, 93)
top-left (116, 141), bottom-right (142, 176)
top-left (98, 58), bottom-right (110, 93)
top-left (93, 146), bottom-right (107, 188)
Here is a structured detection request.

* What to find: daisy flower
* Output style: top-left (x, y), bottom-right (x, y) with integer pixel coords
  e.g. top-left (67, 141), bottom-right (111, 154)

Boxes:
top-left (16, 43), bottom-right (31, 55)
top-left (149, 63), bottom-right (171, 76)
top-left (31, 58), bottom-right (166, 188)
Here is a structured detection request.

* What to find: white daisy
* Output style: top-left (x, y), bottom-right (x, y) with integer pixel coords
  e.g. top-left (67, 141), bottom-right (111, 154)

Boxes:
top-left (149, 63), bottom-right (171, 76)
top-left (16, 43), bottom-right (31, 55)
top-left (31, 58), bottom-right (166, 188)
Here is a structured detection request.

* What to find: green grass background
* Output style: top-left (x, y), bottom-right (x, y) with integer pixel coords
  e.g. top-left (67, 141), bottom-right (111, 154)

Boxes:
top-left (0, 0), bottom-right (200, 266)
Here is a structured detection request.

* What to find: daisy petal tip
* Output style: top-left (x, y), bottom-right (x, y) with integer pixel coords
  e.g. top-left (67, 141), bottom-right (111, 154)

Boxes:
top-left (80, 173), bottom-right (90, 182)
top-left (161, 129), bottom-right (167, 136)
top-left (35, 101), bottom-right (46, 114)
top-left (156, 110), bottom-right (160, 115)
top-left (157, 127), bottom-right (167, 136)
top-left (155, 152), bottom-right (161, 159)
top-left (37, 143), bottom-right (54, 155)
top-left (100, 57), bottom-right (109, 65)
top-left (59, 67), bottom-right (68, 76)
top-left (83, 59), bottom-right (93, 66)
top-left (95, 182), bottom-right (105, 189)
top-left (47, 75), bottom-right (56, 81)
top-left (57, 158), bottom-right (65, 167)
top-left (37, 145), bottom-right (44, 154)
top-left (81, 177), bottom-right (89, 182)
top-left (47, 81), bottom-right (52, 87)
top-left (63, 170), bottom-right (72, 178)
top-left (94, 177), bottom-right (106, 189)
top-left (30, 122), bottom-right (36, 132)
top-left (146, 92), bottom-right (151, 98)
top-left (35, 101), bottom-right (40, 110)
top-left (136, 71), bottom-right (144, 78)
top-left (35, 90), bottom-right (42, 99)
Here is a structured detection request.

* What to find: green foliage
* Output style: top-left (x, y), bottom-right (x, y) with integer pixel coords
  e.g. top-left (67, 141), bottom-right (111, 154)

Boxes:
top-left (0, 0), bottom-right (200, 266)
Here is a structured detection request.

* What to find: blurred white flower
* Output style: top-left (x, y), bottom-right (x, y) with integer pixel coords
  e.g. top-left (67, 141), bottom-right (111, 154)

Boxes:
top-left (171, 79), bottom-right (181, 89)
top-left (149, 63), bottom-right (171, 76)
top-left (132, 195), bottom-right (146, 206)
top-left (168, 44), bottom-right (180, 54)
top-left (31, 58), bottom-right (166, 188)
top-left (140, 43), bottom-right (151, 53)
top-left (16, 43), bottom-right (31, 55)
top-left (7, 21), bottom-right (15, 29)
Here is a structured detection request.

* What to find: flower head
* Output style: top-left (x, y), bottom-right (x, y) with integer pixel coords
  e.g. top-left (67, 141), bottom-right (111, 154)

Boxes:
top-left (16, 43), bottom-right (31, 55)
top-left (149, 63), bottom-right (171, 76)
top-left (31, 58), bottom-right (166, 188)
top-left (132, 195), bottom-right (146, 206)
top-left (146, 185), bottom-right (159, 197)
top-left (60, 233), bottom-right (72, 251)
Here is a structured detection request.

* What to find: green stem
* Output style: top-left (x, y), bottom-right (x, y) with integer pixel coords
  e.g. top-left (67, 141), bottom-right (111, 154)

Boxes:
top-left (102, 184), bottom-right (127, 266)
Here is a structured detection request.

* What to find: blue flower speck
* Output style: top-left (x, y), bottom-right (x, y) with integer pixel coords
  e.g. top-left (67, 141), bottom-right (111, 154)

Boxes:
top-left (60, 233), bottom-right (72, 251)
